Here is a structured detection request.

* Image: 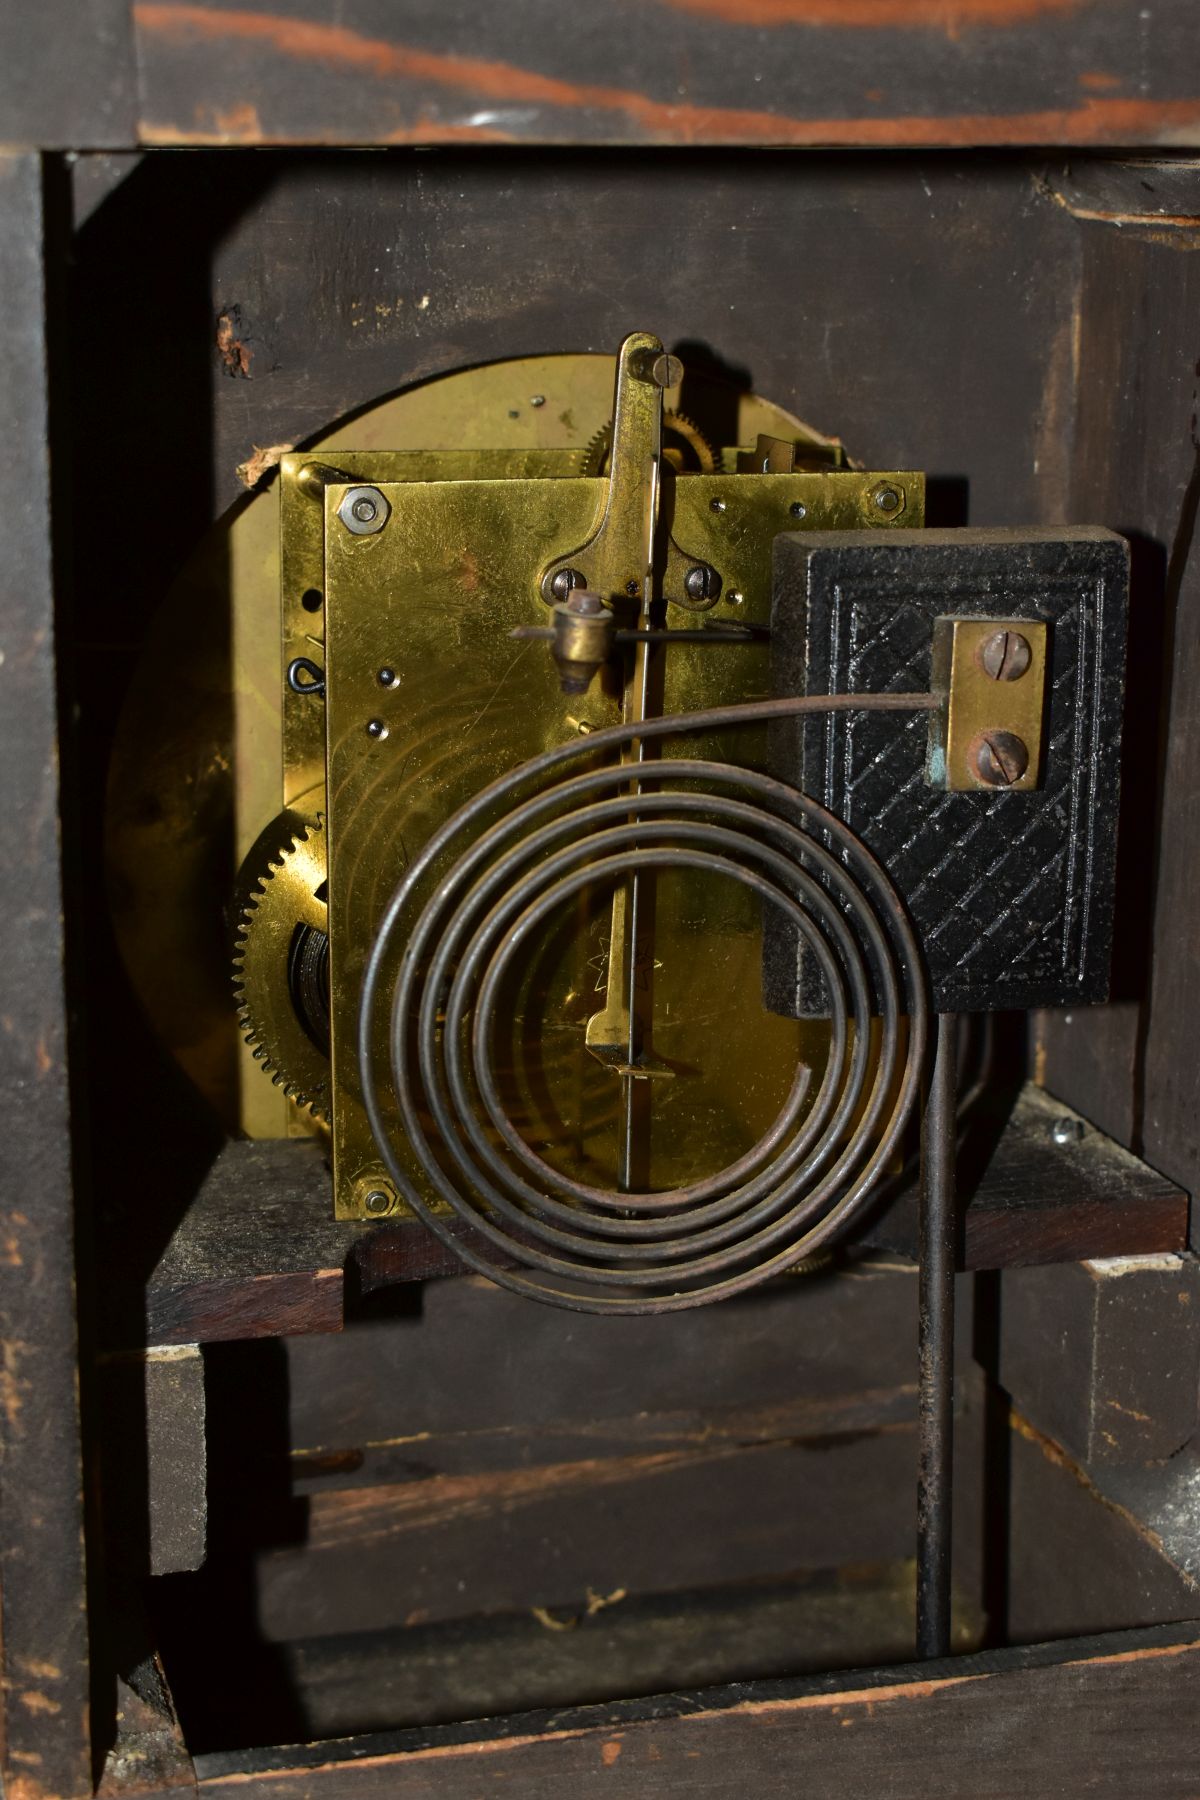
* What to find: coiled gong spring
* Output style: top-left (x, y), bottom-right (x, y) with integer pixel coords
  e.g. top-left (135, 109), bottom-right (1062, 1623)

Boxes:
top-left (360, 694), bottom-right (930, 1313)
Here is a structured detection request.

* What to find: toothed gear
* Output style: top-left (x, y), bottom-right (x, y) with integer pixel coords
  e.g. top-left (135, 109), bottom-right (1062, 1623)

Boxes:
top-left (579, 411), bottom-right (719, 478)
top-left (232, 809), bottom-right (331, 1119)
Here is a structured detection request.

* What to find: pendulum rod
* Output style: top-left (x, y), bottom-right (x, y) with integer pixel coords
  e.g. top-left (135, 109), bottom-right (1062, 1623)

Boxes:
top-left (917, 1009), bottom-right (958, 1657)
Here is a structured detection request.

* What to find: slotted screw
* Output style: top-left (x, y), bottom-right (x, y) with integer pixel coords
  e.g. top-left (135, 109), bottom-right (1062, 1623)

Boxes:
top-left (651, 352), bottom-right (684, 389)
top-left (971, 731), bottom-right (1029, 787)
top-left (684, 563), bottom-right (722, 603)
top-left (977, 629), bottom-right (1032, 682)
top-left (548, 567), bottom-right (587, 603)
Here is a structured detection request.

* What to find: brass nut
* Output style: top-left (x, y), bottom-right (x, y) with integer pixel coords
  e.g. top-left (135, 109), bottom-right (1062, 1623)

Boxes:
top-left (871, 483), bottom-right (905, 518)
top-left (338, 485), bottom-right (390, 536)
top-left (355, 1176), bottom-right (398, 1217)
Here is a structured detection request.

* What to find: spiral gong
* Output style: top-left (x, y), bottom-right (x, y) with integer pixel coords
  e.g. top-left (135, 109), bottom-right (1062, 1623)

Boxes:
top-left (359, 706), bottom-right (931, 1313)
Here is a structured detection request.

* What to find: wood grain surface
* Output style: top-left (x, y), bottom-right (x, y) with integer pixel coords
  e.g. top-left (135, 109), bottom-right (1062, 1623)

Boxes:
top-left (4, 1), bottom-right (1200, 151)
top-left (129, 1), bottom-right (1200, 150)
top-left (137, 1083), bottom-right (1187, 1347)
top-left (191, 1623), bottom-right (1200, 1798)
top-left (0, 153), bottom-right (94, 1800)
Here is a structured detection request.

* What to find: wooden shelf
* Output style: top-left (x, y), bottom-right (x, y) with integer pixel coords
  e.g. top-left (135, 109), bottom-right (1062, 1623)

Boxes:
top-left (136, 1084), bottom-right (1188, 1350)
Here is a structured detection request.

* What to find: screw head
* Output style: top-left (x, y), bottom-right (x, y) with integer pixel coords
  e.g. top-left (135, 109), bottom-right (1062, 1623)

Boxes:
top-left (977, 629), bottom-right (1033, 683)
top-left (377, 667), bottom-right (397, 687)
top-left (548, 567), bottom-right (587, 603)
top-left (683, 563), bottom-right (723, 603)
top-left (338, 485), bottom-right (390, 536)
top-left (364, 1188), bottom-right (392, 1215)
top-left (366, 718), bottom-right (388, 740)
top-left (971, 730), bottom-right (1029, 787)
top-left (1051, 1116), bottom-right (1085, 1146)
top-left (872, 484), bottom-right (904, 516)
top-left (790, 501), bottom-right (807, 520)
top-left (710, 496), bottom-right (727, 513)
top-left (651, 351), bottom-right (684, 389)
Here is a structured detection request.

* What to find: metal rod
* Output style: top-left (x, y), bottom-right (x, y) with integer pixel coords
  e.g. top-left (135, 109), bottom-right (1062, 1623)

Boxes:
top-left (917, 1009), bottom-right (957, 1658)
top-left (511, 624), bottom-right (767, 644)
top-left (614, 454), bottom-right (659, 1192)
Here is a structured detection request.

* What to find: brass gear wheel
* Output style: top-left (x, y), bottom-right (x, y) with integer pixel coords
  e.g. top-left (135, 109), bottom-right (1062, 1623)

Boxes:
top-left (232, 810), bottom-right (331, 1120)
top-left (579, 410), bottom-right (720, 477)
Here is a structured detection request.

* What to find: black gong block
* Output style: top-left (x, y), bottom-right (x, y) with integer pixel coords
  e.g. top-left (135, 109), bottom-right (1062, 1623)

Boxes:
top-left (764, 527), bottom-right (1129, 1017)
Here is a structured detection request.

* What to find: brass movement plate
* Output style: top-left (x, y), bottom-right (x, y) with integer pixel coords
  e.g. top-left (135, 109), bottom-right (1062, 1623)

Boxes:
top-left (322, 466), bottom-right (923, 1221)
top-left (106, 345), bottom-right (922, 1215)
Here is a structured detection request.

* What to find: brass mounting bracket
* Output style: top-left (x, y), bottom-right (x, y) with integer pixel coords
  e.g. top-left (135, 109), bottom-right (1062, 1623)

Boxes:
top-left (927, 616), bottom-right (1048, 792)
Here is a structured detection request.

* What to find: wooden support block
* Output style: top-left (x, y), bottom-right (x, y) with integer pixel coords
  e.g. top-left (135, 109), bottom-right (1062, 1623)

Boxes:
top-left (101, 1345), bottom-right (208, 1576)
top-left (99, 1665), bottom-right (195, 1798)
top-left (143, 1140), bottom-right (357, 1347)
top-left (999, 1253), bottom-right (1200, 1467)
top-left (862, 1084), bottom-right (1188, 1271)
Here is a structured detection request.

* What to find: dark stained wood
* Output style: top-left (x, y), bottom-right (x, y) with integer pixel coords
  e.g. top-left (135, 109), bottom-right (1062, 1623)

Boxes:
top-left (158, 1270), bottom-right (990, 1751)
top-left (159, 1267), bottom-right (1200, 1748)
top-left (191, 1622), bottom-right (1200, 1798)
top-left (1045, 158), bottom-right (1200, 227)
top-left (999, 1254), bottom-right (1200, 1467)
top-left (260, 1428), bottom-right (931, 1647)
top-left (1094, 1440), bottom-right (1200, 1593)
top-left (129, 0), bottom-right (1200, 151)
top-left (863, 1084), bottom-right (1187, 1269)
top-left (274, 1570), bottom-right (940, 1745)
top-left (188, 1267), bottom-right (951, 1648)
top-left (256, 1318), bottom-right (945, 1643)
top-left (248, 1276), bottom-right (1190, 1652)
top-left (1004, 1412), bottom-right (1200, 1644)
top-left (0, 154), bottom-right (93, 1800)
top-left (99, 1660), bottom-right (194, 1797)
top-left (1035, 157), bottom-right (1200, 1187)
top-left (143, 1140), bottom-right (355, 1345)
top-left (71, 153), bottom-right (1085, 522)
top-left (141, 1138), bottom-right (470, 1346)
top-left (1032, 1003), bottom-right (1141, 1151)
top-left (139, 1084), bottom-right (1186, 1347)
top-left (0, 2), bottom-right (136, 149)
top-left (282, 1259), bottom-right (930, 1484)
top-left (101, 1347), bottom-right (208, 1576)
